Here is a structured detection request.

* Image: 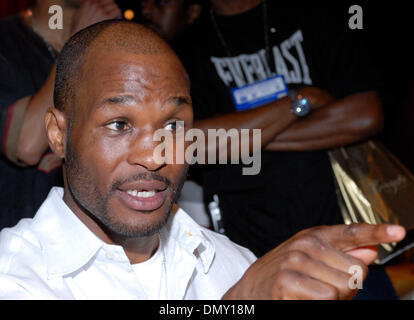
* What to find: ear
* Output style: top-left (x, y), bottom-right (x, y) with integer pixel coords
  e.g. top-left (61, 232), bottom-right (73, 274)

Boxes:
top-left (45, 107), bottom-right (67, 159)
top-left (185, 4), bottom-right (202, 25)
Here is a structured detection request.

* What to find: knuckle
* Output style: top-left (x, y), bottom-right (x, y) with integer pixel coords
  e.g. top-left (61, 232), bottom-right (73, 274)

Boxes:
top-left (315, 237), bottom-right (328, 252)
top-left (286, 250), bottom-right (307, 265)
top-left (343, 223), bottom-right (360, 238)
top-left (275, 269), bottom-right (296, 285)
top-left (293, 234), bottom-right (321, 250)
top-left (321, 285), bottom-right (340, 300)
top-left (337, 274), bottom-right (353, 293)
top-left (271, 270), bottom-right (293, 298)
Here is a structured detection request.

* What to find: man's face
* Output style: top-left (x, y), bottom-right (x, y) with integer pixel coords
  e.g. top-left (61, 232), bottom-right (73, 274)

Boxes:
top-left (140, 0), bottom-right (188, 41)
top-left (64, 49), bottom-right (192, 238)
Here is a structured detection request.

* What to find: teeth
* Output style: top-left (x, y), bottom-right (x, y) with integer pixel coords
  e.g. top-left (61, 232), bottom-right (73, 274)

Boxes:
top-left (126, 190), bottom-right (156, 198)
top-left (127, 190), bottom-right (138, 196)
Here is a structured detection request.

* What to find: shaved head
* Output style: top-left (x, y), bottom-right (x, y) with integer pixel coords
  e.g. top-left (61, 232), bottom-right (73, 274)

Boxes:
top-left (54, 20), bottom-right (187, 115)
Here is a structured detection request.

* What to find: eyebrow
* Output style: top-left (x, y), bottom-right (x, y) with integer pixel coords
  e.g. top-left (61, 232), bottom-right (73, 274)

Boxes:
top-left (98, 94), bottom-right (191, 109)
top-left (163, 96), bottom-right (191, 108)
top-left (101, 95), bottom-right (137, 106)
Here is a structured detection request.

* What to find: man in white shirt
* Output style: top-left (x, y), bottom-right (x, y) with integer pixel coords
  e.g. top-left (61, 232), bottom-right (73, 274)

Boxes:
top-left (0, 20), bottom-right (406, 300)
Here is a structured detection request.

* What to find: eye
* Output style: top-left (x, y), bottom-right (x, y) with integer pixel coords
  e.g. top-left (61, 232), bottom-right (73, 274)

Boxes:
top-left (105, 120), bottom-right (131, 132)
top-left (164, 120), bottom-right (185, 132)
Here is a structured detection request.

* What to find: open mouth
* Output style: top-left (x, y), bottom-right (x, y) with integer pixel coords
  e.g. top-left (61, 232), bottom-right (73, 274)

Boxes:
top-left (126, 189), bottom-right (158, 198)
top-left (116, 180), bottom-right (169, 212)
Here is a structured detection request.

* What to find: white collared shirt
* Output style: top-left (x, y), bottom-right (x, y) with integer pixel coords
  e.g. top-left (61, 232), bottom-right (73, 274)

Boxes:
top-left (0, 187), bottom-right (256, 299)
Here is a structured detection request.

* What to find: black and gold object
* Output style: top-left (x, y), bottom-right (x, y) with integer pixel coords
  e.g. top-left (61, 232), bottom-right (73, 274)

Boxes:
top-left (329, 140), bottom-right (414, 264)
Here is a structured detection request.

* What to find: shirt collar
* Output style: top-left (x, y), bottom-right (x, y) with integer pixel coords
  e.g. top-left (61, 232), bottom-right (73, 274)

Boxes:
top-left (31, 187), bottom-right (104, 279)
top-left (32, 187), bottom-right (216, 278)
top-left (162, 208), bottom-right (216, 274)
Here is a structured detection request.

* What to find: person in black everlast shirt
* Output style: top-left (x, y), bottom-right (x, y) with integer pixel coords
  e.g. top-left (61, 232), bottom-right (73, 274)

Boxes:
top-left (174, 0), bottom-right (399, 299)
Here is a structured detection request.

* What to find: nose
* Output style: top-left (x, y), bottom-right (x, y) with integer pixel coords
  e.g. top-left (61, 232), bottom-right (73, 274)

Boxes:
top-left (127, 130), bottom-right (165, 172)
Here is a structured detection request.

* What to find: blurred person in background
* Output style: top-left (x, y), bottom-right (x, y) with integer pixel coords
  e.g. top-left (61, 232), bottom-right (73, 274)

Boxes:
top-left (0, 0), bottom-right (121, 229)
top-left (140, 0), bottom-right (202, 42)
top-left (173, 0), bottom-right (398, 299)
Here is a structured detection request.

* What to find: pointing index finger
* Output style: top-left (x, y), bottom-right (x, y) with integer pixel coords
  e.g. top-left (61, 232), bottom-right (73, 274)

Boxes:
top-left (317, 223), bottom-right (406, 252)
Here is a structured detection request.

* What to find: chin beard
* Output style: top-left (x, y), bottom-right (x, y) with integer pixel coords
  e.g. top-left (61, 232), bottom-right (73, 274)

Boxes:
top-left (66, 170), bottom-right (175, 239)
top-left (98, 199), bottom-right (175, 239)
top-left (99, 165), bottom-right (188, 239)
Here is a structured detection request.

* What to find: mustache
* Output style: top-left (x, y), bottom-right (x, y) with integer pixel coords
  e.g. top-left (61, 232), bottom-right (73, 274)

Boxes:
top-left (111, 172), bottom-right (171, 191)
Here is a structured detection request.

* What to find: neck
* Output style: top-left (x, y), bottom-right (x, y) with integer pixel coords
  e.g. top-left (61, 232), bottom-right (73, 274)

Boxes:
top-left (27, 0), bottom-right (77, 51)
top-left (210, 0), bottom-right (262, 15)
top-left (113, 234), bottom-right (161, 264)
top-left (62, 182), bottom-right (162, 264)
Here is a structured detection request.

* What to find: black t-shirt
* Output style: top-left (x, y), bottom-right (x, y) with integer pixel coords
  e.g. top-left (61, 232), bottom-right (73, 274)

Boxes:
top-left (175, 3), bottom-right (382, 256)
top-left (0, 15), bottom-right (62, 229)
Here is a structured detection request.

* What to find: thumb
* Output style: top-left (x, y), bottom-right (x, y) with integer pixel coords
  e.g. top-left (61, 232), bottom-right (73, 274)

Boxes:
top-left (346, 245), bottom-right (378, 265)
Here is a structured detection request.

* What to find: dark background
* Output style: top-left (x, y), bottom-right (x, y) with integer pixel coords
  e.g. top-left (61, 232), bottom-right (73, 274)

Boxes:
top-left (0, 0), bottom-right (413, 171)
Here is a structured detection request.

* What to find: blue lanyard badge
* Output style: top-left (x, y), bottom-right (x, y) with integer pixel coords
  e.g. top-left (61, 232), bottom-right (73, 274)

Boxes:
top-left (231, 75), bottom-right (288, 111)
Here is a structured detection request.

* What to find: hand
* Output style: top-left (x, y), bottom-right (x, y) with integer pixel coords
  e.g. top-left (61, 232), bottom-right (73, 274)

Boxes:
top-left (297, 86), bottom-right (335, 109)
top-left (223, 223), bottom-right (406, 300)
top-left (71, 0), bottom-right (122, 36)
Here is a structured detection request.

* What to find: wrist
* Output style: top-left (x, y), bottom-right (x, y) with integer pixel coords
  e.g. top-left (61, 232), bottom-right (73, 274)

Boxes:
top-left (288, 90), bottom-right (311, 117)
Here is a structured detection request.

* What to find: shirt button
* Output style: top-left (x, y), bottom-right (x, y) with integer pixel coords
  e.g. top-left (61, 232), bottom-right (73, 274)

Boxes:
top-left (106, 251), bottom-right (114, 260)
top-left (184, 230), bottom-right (193, 237)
